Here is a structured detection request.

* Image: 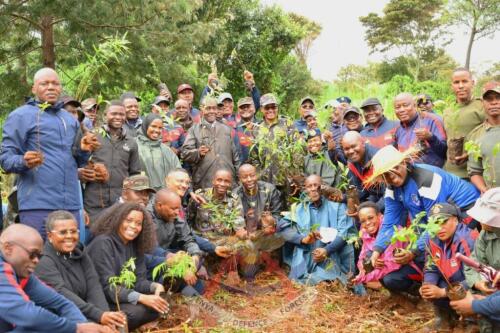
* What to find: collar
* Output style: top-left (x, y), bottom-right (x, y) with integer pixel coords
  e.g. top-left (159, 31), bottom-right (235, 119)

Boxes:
top-left (483, 229), bottom-right (500, 240)
top-left (400, 114), bottom-right (419, 128)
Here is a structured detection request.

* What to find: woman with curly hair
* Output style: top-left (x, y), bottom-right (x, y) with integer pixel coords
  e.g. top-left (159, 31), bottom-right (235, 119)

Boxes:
top-left (86, 202), bottom-right (169, 331)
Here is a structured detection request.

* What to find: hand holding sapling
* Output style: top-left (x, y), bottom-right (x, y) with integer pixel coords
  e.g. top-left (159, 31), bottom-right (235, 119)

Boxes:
top-left (312, 248), bottom-right (328, 263)
top-left (81, 132), bottom-right (101, 152)
top-left (24, 151), bottom-right (44, 168)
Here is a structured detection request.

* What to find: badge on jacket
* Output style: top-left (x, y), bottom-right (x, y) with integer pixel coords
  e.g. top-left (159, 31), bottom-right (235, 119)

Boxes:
top-left (123, 143), bottom-right (130, 152)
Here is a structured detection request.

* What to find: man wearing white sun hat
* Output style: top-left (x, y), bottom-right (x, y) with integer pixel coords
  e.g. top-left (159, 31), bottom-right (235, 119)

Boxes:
top-left (364, 145), bottom-right (480, 294)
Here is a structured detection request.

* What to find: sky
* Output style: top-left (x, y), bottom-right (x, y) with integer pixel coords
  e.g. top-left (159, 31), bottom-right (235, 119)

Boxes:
top-left (262, 0), bottom-right (500, 81)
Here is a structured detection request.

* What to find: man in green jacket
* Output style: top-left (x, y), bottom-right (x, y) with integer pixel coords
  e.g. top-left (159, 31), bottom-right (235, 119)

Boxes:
top-left (466, 81), bottom-right (500, 193)
top-left (443, 68), bottom-right (485, 179)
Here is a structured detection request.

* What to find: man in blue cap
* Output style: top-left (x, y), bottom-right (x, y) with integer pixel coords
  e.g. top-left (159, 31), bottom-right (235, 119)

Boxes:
top-left (336, 96), bottom-right (352, 108)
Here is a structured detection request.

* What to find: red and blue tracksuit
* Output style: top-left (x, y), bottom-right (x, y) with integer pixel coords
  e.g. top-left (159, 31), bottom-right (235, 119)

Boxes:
top-left (424, 223), bottom-right (478, 308)
top-left (373, 164), bottom-right (480, 256)
top-left (0, 255), bottom-right (86, 332)
top-left (162, 122), bottom-right (187, 151)
top-left (394, 113), bottom-right (447, 167)
top-left (360, 117), bottom-right (398, 149)
top-left (234, 120), bottom-right (257, 163)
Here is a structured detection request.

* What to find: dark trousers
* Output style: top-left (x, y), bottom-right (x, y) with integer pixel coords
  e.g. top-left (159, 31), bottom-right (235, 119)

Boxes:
top-left (112, 303), bottom-right (159, 331)
top-left (19, 209), bottom-right (79, 241)
top-left (381, 262), bottom-right (423, 295)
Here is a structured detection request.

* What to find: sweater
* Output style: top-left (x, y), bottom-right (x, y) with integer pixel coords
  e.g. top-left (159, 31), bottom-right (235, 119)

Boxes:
top-left (35, 242), bottom-right (109, 323)
top-left (86, 234), bottom-right (154, 305)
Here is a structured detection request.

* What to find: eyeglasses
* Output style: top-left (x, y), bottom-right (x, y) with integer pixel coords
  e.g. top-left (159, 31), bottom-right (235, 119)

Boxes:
top-left (50, 229), bottom-right (80, 237)
top-left (8, 241), bottom-right (43, 260)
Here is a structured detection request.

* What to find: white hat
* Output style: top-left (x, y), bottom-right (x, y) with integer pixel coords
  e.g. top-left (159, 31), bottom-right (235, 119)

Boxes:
top-left (467, 188), bottom-right (500, 227)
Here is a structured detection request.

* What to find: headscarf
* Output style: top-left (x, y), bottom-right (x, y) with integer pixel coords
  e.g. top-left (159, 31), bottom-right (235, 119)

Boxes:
top-left (141, 113), bottom-right (163, 140)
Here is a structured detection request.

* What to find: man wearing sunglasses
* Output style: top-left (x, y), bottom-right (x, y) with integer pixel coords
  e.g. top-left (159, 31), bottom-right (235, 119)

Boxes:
top-left (0, 224), bottom-right (110, 332)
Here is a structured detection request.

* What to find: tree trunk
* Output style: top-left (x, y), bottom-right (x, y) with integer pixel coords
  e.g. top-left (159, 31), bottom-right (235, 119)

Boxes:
top-left (465, 23), bottom-right (477, 70)
top-left (40, 15), bottom-right (56, 68)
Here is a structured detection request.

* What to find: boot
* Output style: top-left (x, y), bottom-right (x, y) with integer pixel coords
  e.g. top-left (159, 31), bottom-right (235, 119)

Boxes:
top-left (423, 305), bottom-right (454, 332)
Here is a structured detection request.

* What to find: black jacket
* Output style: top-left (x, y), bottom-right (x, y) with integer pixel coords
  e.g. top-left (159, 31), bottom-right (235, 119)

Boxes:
top-left (86, 234), bottom-right (153, 305)
top-left (35, 242), bottom-right (109, 323)
top-left (148, 204), bottom-right (203, 256)
top-left (235, 181), bottom-right (282, 232)
top-left (83, 126), bottom-right (142, 220)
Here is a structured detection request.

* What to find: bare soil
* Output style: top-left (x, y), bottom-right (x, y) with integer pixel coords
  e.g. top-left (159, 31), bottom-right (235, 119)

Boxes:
top-left (143, 271), bottom-right (435, 333)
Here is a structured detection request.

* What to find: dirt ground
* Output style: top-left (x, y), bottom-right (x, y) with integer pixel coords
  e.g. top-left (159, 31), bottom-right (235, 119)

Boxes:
top-left (147, 270), bottom-right (437, 333)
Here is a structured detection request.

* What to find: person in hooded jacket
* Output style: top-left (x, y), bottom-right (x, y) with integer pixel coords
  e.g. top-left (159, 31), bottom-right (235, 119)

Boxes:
top-left (136, 113), bottom-right (181, 191)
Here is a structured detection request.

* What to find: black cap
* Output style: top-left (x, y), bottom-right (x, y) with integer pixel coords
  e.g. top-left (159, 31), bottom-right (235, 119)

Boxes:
top-left (153, 95), bottom-right (170, 106)
top-left (416, 94), bottom-right (432, 104)
top-left (429, 203), bottom-right (461, 220)
top-left (120, 92), bottom-right (142, 102)
top-left (360, 98), bottom-right (381, 109)
top-left (60, 95), bottom-right (81, 107)
top-left (343, 106), bottom-right (362, 119)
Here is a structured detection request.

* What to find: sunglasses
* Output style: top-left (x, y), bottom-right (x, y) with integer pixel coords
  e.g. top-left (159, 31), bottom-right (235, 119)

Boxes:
top-left (8, 241), bottom-right (43, 260)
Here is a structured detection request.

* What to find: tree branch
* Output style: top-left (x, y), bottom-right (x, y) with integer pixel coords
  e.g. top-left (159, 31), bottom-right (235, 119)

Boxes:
top-left (8, 12), bottom-right (41, 29)
top-left (76, 14), bottom-right (156, 29)
top-left (0, 45), bottom-right (39, 66)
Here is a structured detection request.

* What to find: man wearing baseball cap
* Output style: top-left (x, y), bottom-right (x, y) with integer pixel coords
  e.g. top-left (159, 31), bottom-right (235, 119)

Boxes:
top-left (93, 174), bottom-right (155, 223)
top-left (60, 95), bottom-right (83, 122)
top-left (150, 95), bottom-right (170, 114)
top-left (177, 83), bottom-right (201, 123)
top-left (343, 106), bottom-right (363, 132)
top-left (234, 97), bottom-right (257, 163)
top-left (293, 96), bottom-right (315, 132)
top-left (217, 92), bottom-right (237, 128)
top-left (120, 92), bottom-right (143, 137)
top-left (416, 94), bottom-right (443, 124)
top-left (250, 93), bottom-right (295, 188)
top-left (466, 81), bottom-right (500, 193)
top-left (420, 202), bottom-right (478, 332)
top-left (359, 98), bottom-right (398, 149)
top-left (81, 97), bottom-right (98, 130)
top-left (451, 188), bottom-right (500, 332)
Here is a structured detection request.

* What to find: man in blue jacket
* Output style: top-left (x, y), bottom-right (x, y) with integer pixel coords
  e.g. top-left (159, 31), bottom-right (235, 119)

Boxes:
top-left (0, 224), bottom-right (109, 332)
top-left (366, 145), bottom-right (480, 274)
top-left (0, 68), bottom-right (94, 239)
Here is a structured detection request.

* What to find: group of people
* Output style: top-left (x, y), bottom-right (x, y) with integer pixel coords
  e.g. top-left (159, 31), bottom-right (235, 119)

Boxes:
top-left (0, 65), bottom-right (499, 333)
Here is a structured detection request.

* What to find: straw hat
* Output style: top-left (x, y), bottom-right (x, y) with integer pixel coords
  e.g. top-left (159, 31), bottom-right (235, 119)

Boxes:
top-left (363, 145), bottom-right (419, 186)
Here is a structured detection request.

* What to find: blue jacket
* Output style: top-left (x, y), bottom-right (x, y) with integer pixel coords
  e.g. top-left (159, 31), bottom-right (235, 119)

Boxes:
top-left (293, 118), bottom-right (307, 133)
top-left (360, 117), bottom-right (398, 149)
top-left (394, 113), bottom-right (447, 167)
top-left (472, 292), bottom-right (500, 323)
top-left (0, 99), bottom-right (89, 211)
top-left (0, 255), bottom-right (86, 332)
top-left (374, 164), bottom-right (480, 254)
top-left (278, 197), bottom-right (357, 284)
top-left (424, 223), bottom-right (477, 289)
